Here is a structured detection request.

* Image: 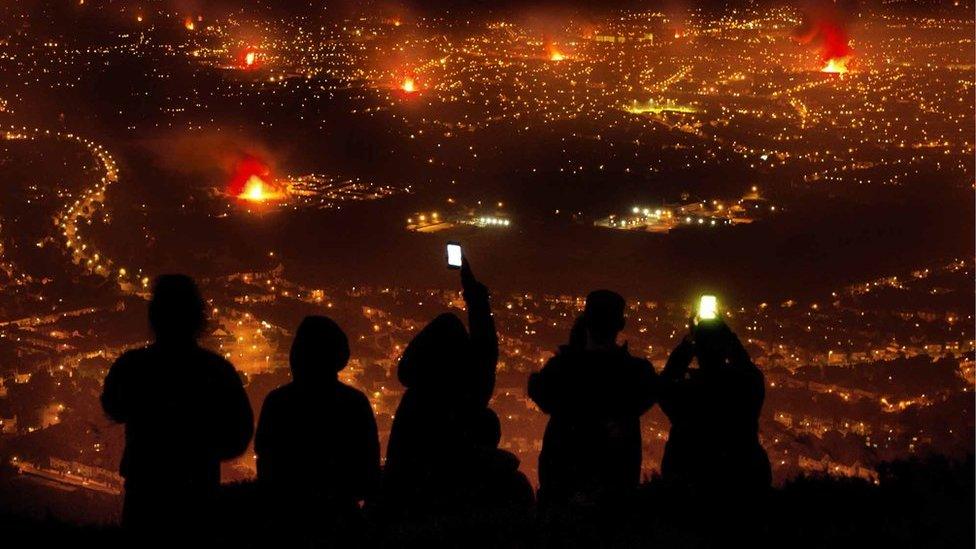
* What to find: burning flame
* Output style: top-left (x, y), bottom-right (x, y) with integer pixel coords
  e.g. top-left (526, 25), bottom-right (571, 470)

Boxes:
top-left (237, 175), bottom-right (285, 203)
top-left (229, 155), bottom-right (283, 203)
top-left (821, 57), bottom-right (849, 74)
top-left (245, 51), bottom-right (257, 67)
top-left (184, 18), bottom-right (195, 31)
top-left (546, 43), bottom-right (566, 62)
top-left (795, 11), bottom-right (853, 76)
top-left (241, 175), bottom-right (270, 202)
top-left (401, 77), bottom-right (417, 93)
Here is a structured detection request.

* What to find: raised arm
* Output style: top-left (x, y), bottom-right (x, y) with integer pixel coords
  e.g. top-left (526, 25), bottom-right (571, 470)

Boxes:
top-left (658, 334), bottom-right (695, 420)
top-left (662, 334), bottom-right (695, 381)
top-left (725, 326), bottom-right (756, 371)
top-left (527, 356), bottom-right (565, 415)
top-left (461, 257), bottom-right (497, 406)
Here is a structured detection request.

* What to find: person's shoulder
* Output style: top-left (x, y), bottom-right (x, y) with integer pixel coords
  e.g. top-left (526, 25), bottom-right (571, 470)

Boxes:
top-left (629, 354), bottom-right (655, 372)
top-left (261, 383), bottom-right (292, 408)
top-left (616, 348), bottom-right (654, 371)
top-left (545, 347), bottom-right (578, 368)
top-left (265, 382), bottom-right (292, 400)
top-left (746, 361), bottom-right (765, 385)
top-left (118, 345), bottom-right (153, 360)
top-left (623, 350), bottom-right (651, 366)
top-left (196, 347), bottom-right (241, 377)
top-left (111, 346), bottom-right (152, 369)
top-left (197, 346), bottom-right (232, 366)
top-left (336, 381), bottom-right (372, 407)
top-left (532, 351), bottom-right (573, 386)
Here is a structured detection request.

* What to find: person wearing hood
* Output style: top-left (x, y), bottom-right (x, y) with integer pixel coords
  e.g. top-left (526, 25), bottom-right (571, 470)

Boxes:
top-left (255, 315), bottom-right (380, 538)
top-left (529, 290), bottom-right (658, 510)
top-left (383, 256), bottom-right (498, 517)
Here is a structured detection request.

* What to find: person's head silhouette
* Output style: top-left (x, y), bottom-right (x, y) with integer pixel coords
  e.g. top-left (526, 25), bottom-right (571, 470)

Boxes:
top-left (289, 315), bottom-right (350, 384)
top-left (149, 274), bottom-right (206, 344)
top-left (398, 312), bottom-right (468, 388)
top-left (423, 312), bottom-right (469, 357)
top-left (583, 290), bottom-right (626, 348)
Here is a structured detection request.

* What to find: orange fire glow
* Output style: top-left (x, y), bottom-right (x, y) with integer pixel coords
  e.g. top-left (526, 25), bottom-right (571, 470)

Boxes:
top-left (546, 41), bottom-right (567, 62)
top-left (240, 175), bottom-right (269, 201)
top-left (821, 56), bottom-right (849, 74)
top-left (245, 51), bottom-right (257, 67)
top-left (401, 77), bottom-right (417, 93)
top-left (546, 44), bottom-right (566, 61)
top-left (229, 155), bottom-right (283, 203)
top-left (184, 18), bottom-right (195, 31)
top-left (238, 175), bottom-right (285, 203)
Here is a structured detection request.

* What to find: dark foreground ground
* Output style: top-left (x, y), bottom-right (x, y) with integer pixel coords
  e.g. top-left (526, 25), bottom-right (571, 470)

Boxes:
top-left (1, 454), bottom-right (972, 548)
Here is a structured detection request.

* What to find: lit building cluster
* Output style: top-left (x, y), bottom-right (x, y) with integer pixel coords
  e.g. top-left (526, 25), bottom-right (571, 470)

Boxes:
top-left (406, 201), bottom-right (512, 232)
top-left (596, 187), bottom-right (774, 233)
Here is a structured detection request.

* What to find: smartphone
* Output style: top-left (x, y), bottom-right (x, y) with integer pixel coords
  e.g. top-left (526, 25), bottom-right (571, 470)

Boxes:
top-left (697, 294), bottom-right (718, 321)
top-left (446, 242), bottom-right (463, 269)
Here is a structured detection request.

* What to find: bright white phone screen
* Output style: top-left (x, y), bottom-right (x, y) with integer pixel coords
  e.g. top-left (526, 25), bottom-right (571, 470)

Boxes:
top-left (698, 295), bottom-right (718, 320)
top-left (447, 243), bottom-right (463, 268)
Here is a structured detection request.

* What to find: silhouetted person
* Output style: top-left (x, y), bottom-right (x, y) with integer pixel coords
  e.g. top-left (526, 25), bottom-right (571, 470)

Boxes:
top-left (469, 408), bottom-right (535, 512)
top-left (101, 275), bottom-right (253, 537)
top-left (529, 290), bottom-right (657, 510)
top-left (255, 315), bottom-right (380, 542)
top-left (659, 319), bottom-right (771, 498)
top-left (383, 257), bottom-right (498, 519)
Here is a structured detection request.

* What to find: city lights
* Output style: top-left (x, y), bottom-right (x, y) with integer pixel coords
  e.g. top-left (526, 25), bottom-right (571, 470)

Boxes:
top-left (0, 2), bottom-right (970, 520)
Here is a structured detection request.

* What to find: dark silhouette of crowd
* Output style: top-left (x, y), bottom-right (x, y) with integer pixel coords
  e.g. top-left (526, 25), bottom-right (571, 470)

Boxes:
top-left (101, 262), bottom-right (772, 546)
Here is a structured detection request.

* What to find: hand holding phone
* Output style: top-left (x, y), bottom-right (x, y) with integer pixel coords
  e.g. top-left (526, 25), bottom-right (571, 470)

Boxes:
top-left (453, 247), bottom-right (487, 302)
top-left (446, 241), bottom-right (463, 269)
top-left (697, 295), bottom-right (718, 321)
top-left (691, 294), bottom-right (720, 341)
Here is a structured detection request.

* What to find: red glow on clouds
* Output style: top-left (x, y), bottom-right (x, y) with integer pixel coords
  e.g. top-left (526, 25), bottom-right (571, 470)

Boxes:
top-left (795, 9), bottom-right (853, 72)
top-left (228, 155), bottom-right (271, 196)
